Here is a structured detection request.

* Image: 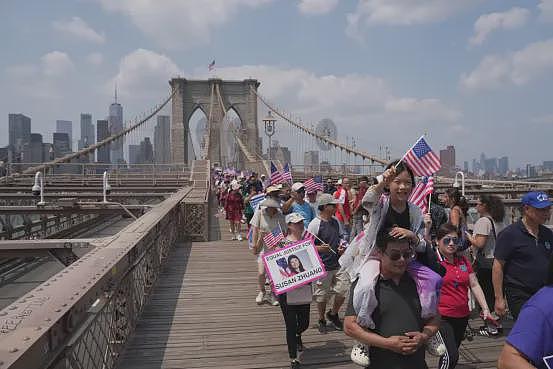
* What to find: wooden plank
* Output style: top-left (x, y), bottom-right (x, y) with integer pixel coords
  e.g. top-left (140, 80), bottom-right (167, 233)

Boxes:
top-left (117, 221), bottom-right (507, 369)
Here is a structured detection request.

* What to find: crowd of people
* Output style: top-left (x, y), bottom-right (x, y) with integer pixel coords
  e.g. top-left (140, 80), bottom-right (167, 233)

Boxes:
top-left (213, 165), bottom-right (553, 369)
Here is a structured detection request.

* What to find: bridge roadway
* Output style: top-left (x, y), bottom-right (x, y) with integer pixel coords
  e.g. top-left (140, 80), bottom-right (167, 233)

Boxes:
top-left (115, 217), bottom-right (507, 369)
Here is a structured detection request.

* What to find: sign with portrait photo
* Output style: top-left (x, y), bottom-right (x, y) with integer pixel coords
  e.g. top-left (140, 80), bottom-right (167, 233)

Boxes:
top-left (262, 239), bottom-right (326, 295)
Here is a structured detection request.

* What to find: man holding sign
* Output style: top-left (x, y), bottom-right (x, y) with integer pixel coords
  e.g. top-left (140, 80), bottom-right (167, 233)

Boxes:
top-left (308, 193), bottom-right (350, 333)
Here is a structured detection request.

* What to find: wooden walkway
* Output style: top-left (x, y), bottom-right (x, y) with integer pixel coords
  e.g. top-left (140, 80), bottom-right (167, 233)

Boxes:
top-left (117, 219), bottom-right (508, 369)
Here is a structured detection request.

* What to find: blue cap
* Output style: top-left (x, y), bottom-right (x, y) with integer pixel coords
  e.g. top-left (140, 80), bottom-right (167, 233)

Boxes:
top-left (521, 191), bottom-right (552, 208)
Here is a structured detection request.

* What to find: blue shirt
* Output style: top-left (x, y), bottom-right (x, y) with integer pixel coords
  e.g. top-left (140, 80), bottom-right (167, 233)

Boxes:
top-left (290, 201), bottom-right (315, 228)
top-left (494, 220), bottom-right (553, 293)
top-left (506, 286), bottom-right (553, 369)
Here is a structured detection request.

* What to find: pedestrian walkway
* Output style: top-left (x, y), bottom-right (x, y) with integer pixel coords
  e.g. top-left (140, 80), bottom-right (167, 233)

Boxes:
top-left (117, 219), bottom-right (508, 369)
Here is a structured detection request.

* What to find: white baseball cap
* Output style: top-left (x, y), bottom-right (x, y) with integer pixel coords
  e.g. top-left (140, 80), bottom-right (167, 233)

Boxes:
top-left (318, 193), bottom-right (338, 206)
top-left (285, 212), bottom-right (305, 224)
top-left (291, 182), bottom-right (305, 192)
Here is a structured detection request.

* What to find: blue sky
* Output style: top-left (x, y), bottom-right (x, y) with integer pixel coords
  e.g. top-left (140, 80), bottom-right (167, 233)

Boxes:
top-left (1, 0), bottom-right (553, 169)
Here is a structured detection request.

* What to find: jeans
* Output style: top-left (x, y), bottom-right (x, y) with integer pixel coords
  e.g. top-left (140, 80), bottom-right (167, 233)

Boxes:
top-left (278, 294), bottom-right (310, 359)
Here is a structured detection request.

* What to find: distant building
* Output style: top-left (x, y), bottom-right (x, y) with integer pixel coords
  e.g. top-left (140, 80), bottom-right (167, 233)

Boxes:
top-left (79, 113), bottom-right (95, 162)
top-left (484, 158), bottom-right (498, 175)
top-left (154, 115), bottom-right (171, 164)
top-left (42, 143), bottom-right (54, 162)
top-left (140, 137), bottom-right (154, 164)
top-left (304, 151), bottom-right (319, 172)
top-left (543, 161), bottom-right (553, 172)
top-left (9, 113), bottom-right (31, 155)
top-left (527, 164), bottom-right (537, 178)
top-left (463, 161), bottom-right (469, 173)
top-left (24, 133), bottom-right (44, 163)
top-left (56, 120), bottom-right (73, 151)
top-left (96, 120), bottom-right (110, 163)
top-left (498, 156), bottom-right (509, 176)
top-left (53, 132), bottom-right (71, 157)
top-left (439, 145), bottom-right (455, 172)
top-left (109, 88), bottom-right (124, 163)
top-left (129, 144), bottom-right (140, 165)
top-left (269, 145), bottom-right (292, 164)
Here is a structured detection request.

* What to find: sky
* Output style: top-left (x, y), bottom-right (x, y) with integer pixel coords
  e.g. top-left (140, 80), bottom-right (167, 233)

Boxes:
top-left (1, 0), bottom-right (553, 169)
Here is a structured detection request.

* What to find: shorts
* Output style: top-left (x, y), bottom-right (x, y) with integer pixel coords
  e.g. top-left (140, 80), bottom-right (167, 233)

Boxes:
top-left (313, 269), bottom-right (351, 303)
top-left (257, 251), bottom-right (266, 275)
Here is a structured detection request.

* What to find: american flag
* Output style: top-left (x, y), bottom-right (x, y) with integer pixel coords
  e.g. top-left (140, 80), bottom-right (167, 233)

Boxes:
top-left (263, 227), bottom-right (285, 249)
top-left (247, 227), bottom-right (254, 249)
top-left (208, 60), bottom-right (216, 71)
top-left (304, 176), bottom-right (324, 193)
top-left (270, 161), bottom-right (284, 185)
top-left (408, 176), bottom-right (434, 213)
top-left (249, 193), bottom-right (266, 211)
top-left (281, 163), bottom-right (292, 183)
top-left (403, 137), bottom-right (441, 176)
top-left (303, 230), bottom-right (316, 243)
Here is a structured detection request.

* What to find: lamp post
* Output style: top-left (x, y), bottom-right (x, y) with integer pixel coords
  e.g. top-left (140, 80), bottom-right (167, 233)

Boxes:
top-left (32, 171), bottom-right (46, 206)
top-left (453, 171), bottom-right (465, 197)
top-left (103, 171), bottom-right (112, 203)
top-left (263, 111), bottom-right (277, 162)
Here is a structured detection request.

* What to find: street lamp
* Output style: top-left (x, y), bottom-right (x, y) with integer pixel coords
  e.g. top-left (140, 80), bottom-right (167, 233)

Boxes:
top-left (263, 111), bottom-right (277, 162)
top-left (453, 171), bottom-right (465, 197)
top-left (32, 171), bottom-right (46, 206)
top-left (103, 171), bottom-right (112, 203)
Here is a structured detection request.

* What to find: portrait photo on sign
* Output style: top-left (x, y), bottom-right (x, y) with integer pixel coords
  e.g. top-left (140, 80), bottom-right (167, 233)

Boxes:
top-left (263, 239), bottom-right (326, 295)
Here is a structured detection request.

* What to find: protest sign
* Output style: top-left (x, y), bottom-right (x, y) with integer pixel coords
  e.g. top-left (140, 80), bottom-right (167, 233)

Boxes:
top-left (262, 239), bottom-right (326, 295)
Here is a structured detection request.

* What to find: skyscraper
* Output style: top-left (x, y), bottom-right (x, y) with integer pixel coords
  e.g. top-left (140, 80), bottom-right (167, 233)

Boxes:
top-left (97, 120), bottom-right (110, 163)
top-left (498, 156), bottom-right (509, 176)
top-left (53, 132), bottom-right (71, 157)
top-left (129, 144), bottom-right (140, 165)
top-left (109, 87), bottom-right (124, 163)
top-left (9, 113), bottom-right (31, 154)
top-left (439, 145), bottom-right (456, 173)
top-left (56, 120), bottom-right (73, 151)
top-left (78, 114), bottom-right (95, 149)
top-left (304, 150), bottom-right (319, 172)
top-left (154, 115), bottom-right (171, 164)
top-left (140, 137), bottom-right (154, 164)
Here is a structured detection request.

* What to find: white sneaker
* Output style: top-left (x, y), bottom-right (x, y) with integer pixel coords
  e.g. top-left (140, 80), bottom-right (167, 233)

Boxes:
top-left (255, 291), bottom-right (264, 305)
top-left (237, 234), bottom-right (243, 241)
top-left (231, 234), bottom-right (237, 240)
top-left (351, 343), bottom-right (370, 366)
top-left (266, 293), bottom-right (279, 306)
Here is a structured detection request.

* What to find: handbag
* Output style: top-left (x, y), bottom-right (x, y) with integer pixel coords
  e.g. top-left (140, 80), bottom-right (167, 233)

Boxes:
top-left (475, 217), bottom-right (495, 270)
top-left (287, 284), bottom-right (313, 305)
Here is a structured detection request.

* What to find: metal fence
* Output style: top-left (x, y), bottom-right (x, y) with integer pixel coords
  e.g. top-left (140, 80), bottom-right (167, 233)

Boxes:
top-left (0, 160), bottom-right (211, 369)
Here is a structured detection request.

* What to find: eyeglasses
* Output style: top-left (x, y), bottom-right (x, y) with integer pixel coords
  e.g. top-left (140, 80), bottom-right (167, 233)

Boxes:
top-left (442, 236), bottom-right (460, 245)
top-left (383, 248), bottom-right (415, 261)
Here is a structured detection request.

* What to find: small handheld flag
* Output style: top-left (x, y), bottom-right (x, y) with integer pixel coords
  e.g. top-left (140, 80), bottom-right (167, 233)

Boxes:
top-left (263, 227), bottom-right (285, 249)
top-left (401, 136), bottom-right (441, 176)
top-left (249, 193), bottom-right (266, 211)
top-left (270, 161), bottom-right (284, 185)
top-left (408, 176), bottom-right (434, 213)
top-left (208, 60), bottom-right (216, 71)
top-left (281, 163), bottom-right (292, 183)
top-left (304, 176), bottom-right (323, 193)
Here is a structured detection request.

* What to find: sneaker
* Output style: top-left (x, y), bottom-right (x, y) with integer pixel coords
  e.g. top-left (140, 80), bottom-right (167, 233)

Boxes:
top-left (317, 319), bottom-right (327, 334)
top-left (255, 291), bottom-right (264, 305)
top-left (231, 234), bottom-right (237, 240)
top-left (237, 234), bottom-right (243, 241)
top-left (426, 333), bottom-right (446, 356)
top-left (326, 311), bottom-right (343, 330)
top-left (351, 343), bottom-right (370, 367)
top-left (297, 335), bottom-right (304, 352)
top-left (290, 359), bottom-right (301, 369)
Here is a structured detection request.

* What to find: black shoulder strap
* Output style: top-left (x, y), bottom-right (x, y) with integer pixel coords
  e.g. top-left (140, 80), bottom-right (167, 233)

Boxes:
top-left (485, 216), bottom-right (496, 239)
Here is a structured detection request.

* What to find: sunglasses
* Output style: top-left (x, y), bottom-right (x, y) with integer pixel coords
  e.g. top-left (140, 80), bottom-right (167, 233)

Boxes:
top-left (442, 236), bottom-right (460, 245)
top-left (384, 248), bottom-right (414, 261)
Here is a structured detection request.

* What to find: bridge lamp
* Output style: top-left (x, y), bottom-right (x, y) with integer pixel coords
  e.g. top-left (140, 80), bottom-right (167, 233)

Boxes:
top-left (32, 171), bottom-right (46, 206)
top-left (103, 171), bottom-right (112, 203)
top-left (453, 171), bottom-right (465, 197)
top-left (263, 111), bottom-right (277, 162)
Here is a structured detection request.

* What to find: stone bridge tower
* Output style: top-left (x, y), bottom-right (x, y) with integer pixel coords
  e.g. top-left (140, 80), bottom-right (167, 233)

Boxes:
top-left (169, 78), bottom-right (261, 167)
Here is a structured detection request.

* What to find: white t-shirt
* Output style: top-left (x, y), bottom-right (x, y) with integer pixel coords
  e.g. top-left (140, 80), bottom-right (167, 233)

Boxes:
top-left (250, 207), bottom-right (287, 252)
top-left (473, 216), bottom-right (504, 259)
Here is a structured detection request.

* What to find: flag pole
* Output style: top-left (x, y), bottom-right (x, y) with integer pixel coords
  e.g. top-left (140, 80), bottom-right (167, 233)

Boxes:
top-left (395, 134), bottom-right (425, 169)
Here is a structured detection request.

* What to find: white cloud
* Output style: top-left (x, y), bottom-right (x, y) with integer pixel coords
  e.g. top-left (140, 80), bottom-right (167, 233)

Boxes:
top-left (346, 0), bottom-right (480, 39)
top-left (52, 17), bottom-right (106, 44)
top-left (96, 0), bottom-right (271, 49)
top-left (4, 51), bottom-right (75, 99)
top-left (538, 0), bottom-right (553, 22)
top-left (461, 39), bottom-right (553, 90)
top-left (298, 0), bottom-right (339, 15)
top-left (86, 52), bottom-right (104, 66)
top-left (469, 7), bottom-right (530, 46)
top-left (109, 49), bottom-right (182, 101)
top-left (41, 51), bottom-right (74, 77)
